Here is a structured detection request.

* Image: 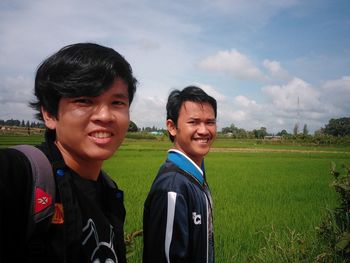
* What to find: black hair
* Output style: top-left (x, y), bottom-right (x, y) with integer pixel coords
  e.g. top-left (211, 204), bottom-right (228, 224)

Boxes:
top-left (30, 42), bottom-right (137, 120)
top-left (166, 85), bottom-right (217, 142)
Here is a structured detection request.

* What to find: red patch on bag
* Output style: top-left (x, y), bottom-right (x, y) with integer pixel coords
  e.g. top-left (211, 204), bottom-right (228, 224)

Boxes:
top-left (52, 203), bottom-right (64, 224)
top-left (34, 187), bottom-right (52, 214)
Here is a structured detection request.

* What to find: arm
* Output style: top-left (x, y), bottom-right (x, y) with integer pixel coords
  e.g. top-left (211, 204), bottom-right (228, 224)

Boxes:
top-left (143, 190), bottom-right (189, 263)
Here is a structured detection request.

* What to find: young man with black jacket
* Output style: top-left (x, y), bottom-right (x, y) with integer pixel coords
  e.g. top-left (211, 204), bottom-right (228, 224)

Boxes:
top-left (0, 43), bottom-right (137, 263)
top-left (143, 86), bottom-right (217, 263)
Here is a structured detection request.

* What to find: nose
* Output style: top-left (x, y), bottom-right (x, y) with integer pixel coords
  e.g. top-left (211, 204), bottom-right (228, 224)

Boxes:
top-left (197, 122), bottom-right (209, 134)
top-left (91, 104), bottom-right (114, 122)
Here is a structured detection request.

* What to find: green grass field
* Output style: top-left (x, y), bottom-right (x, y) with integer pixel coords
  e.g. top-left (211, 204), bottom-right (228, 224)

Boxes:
top-left (1, 134), bottom-right (349, 262)
top-left (104, 138), bottom-right (349, 262)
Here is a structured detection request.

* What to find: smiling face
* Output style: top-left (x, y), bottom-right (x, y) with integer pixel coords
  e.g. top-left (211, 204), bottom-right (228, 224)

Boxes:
top-left (167, 101), bottom-right (217, 166)
top-left (42, 78), bottom-right (130, 171)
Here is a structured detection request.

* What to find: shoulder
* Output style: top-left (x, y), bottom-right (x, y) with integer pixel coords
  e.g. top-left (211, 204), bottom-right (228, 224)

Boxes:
top-left (150, 161), bottom-right (193, 194)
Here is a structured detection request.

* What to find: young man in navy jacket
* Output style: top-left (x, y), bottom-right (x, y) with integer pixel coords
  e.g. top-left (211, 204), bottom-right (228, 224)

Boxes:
top-left (143, 86), bottom-right (217, 263)
top-left (0, 43), bottom-right (137, 263)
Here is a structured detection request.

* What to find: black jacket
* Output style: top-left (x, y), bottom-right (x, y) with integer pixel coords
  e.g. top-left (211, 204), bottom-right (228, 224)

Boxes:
top-left (143, 149), bottom-right (214, 263)
top-left (0, 132), bottom-right (126, 263)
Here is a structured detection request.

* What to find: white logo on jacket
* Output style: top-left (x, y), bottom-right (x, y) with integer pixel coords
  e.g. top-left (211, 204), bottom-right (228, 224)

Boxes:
top-left (192, 212), bottom-right (201, 225)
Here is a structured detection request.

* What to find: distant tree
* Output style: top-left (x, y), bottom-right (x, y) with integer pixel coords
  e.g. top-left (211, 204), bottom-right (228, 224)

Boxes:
top-left (221, 126), bottom-right (232, 134)
top-left (5, 119), bottom-right (20, 126)
top-left (221, 123), bottom-right (248, 138)
top-left (21, 120), bottom-right (25, 127)
top-left (277, 129), bottom-right (289, 137)
top-left (128, 121), bottom-right (139, 132)
top-left (302, 124), bottom-right (308, 136)
top-left (324, 117), bottom-right (350, 136)
top-left (314, 128), bottom-right (325, 136)
top-left (253, 127), bottom-right (268, 139)
top-left (293, 123), bottom-right (299, 136)
top-left (261, 127), bottom-right (267, 135)
top-left (26, 121), bottom-right (30, 135)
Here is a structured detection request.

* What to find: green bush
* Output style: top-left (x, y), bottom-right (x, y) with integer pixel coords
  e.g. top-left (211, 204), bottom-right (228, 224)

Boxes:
top-left (316, 162), bottom-right (350, 262)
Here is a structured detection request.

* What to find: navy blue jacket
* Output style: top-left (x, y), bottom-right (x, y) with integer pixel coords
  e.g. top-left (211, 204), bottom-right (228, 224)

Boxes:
top-left (143, 149), bottom-right (214, 263)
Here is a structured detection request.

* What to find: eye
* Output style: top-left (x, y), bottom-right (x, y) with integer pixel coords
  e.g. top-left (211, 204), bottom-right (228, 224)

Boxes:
top-left (206, 120), bottom-right (216, 125)
top-left (112, 100), bottom-right (128, 107)
top-left (113, 100), bottom-right (125, 105)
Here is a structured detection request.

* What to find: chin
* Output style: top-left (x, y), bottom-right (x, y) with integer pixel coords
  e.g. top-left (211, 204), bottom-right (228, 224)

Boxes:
top-left (90, 149), bottom-right (115, 160)
top-left (196, 146), bottom-right (210, 153)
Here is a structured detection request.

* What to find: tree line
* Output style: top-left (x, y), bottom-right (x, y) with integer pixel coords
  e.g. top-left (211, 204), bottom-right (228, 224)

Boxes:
top-left (220, 117), bottom-right (350, 139)
top-left (2, 117), bottom-right (350, 140)
top-left (0, 119), bottom-right (45, 128)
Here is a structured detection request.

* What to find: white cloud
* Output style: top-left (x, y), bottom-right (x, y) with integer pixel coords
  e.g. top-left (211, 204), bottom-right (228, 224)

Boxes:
top-left (130, 95), bottom-right (166, 129)
top-left (0, 76), bottom-right (33, 103)
top-left (321, 75), bottom-right (350, 116)
top-left (229, 110), bottom-right (247, 122)
top-left (262, 77), bottom-right (322, 113)
top-left (0, 76), bottom-right (36, 121)
top-left (234, 95), bottom-right (259, 109)
top-left (199, 49), bottom-right (266, 81)
top-left (219, 109), bottom-right (247, 124)
top-left (216, 76), bottom-right (347, 133)
top-left (263, 59), bottom-right (291, 81)
top-left (197, 83), bottom-right (227, 102)
top-left (245, 76), bottom-right (349, 133)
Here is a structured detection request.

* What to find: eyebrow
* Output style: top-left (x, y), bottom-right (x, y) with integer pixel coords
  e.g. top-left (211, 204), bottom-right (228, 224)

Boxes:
top-left (112, 93), bottom-right (129, 99)
top-left (188, 117), bottom-right (216, 121)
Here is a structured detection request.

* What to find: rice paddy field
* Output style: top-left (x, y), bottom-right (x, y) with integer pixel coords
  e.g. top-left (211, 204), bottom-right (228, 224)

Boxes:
top-left (107, 138), bottom-right (349, 262)
top-left (1, 134), bottom-right (350, 262)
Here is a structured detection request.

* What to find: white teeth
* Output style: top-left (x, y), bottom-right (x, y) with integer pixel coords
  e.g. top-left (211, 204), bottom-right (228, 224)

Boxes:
top-left (195, 138), bottom-right (209, 142)
top-left (92, 132), bottom-right (111, 138)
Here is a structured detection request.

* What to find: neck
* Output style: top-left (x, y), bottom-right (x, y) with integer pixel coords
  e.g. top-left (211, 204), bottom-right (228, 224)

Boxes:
top-left (67, 158), bottom-right (102, 181)
top-left (55, 142), bottom-right (102, 181)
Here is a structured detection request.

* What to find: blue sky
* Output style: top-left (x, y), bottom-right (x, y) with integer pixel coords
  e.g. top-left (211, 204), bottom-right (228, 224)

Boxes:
top-left (0, 0), bottom-right (349, 133)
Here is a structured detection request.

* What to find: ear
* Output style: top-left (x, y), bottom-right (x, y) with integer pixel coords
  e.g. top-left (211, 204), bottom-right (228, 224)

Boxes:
top-left (41, 106), bottom-right (57, 130)
top-left (166, 119), bottom-right (177, 138)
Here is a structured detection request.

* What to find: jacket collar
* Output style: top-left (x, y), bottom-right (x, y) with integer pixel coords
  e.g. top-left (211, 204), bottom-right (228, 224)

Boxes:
top-left (167, 149), bottom-right (205, 185)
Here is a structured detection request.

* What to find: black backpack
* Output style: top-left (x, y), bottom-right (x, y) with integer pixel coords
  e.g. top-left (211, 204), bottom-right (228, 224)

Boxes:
top-left (10, 144), bottom-right (127, 262)
top-left (11, 145), bottom-right (55, 237)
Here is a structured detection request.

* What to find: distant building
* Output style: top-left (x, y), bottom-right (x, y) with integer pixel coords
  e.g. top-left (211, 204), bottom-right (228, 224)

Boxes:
top-left (225, 132), bottom-right (233, 137)
top-left (150, 131), bottom-right (163, 136)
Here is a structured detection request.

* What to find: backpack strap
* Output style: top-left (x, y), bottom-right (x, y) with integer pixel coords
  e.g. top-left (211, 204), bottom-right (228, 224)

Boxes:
top-left (11, 145), bottom-right (55, 236)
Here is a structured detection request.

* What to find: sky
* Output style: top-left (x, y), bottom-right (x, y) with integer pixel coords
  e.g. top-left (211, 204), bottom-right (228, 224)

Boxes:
top-left (0, 0), bottom-right (349, 134)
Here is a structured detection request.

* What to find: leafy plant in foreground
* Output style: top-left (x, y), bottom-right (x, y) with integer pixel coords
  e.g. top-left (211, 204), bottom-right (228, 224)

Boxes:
top-left (252, 225), bottom-right (310, 262)
top-left (316, 162), bottom-right (350, 262)
top-left (125, 230), bottom-right (143, 259)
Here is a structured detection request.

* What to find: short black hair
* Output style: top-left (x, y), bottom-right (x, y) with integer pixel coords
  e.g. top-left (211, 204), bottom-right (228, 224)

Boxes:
top-left (30, 42), bottom-right (137, 120)
top-left (166, 85), bottom-right (217, 142)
